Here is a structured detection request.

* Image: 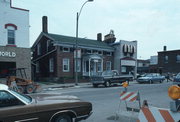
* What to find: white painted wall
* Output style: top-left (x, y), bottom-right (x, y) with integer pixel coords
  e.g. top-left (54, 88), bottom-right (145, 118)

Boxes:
top-left (0, 0), bottom-right (29, 48)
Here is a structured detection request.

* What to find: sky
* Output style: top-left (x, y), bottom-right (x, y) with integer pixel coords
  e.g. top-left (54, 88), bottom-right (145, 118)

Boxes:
top-left (12, 0), bottom-right (180, 59)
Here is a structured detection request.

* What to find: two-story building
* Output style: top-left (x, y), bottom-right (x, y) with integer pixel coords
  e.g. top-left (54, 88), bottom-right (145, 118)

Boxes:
top-left (0, 0), bottom-right (31, 79)
top-left (158, 46), bottom-right (180, 73)
top-left (32, 16), bottom-right (138, 82)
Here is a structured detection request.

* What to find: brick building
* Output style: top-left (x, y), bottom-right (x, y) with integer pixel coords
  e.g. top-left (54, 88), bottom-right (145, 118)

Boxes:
top-left (32, 16), bottom-right (137, 82)
top-left (158, 48), bottom-right (180, 73)
top-left (0, 0), bottom-right (31, 79)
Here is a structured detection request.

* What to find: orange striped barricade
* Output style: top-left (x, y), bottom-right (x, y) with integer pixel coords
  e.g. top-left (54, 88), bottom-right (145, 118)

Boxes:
top-left (137, 106), bottom-right (180, 122)
top-left (119, 91), bottom-right (141, 112)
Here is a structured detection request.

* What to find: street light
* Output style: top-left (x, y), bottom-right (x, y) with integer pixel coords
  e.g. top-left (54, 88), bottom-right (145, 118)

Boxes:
top-left (75, 0), bottom-right (94, 85)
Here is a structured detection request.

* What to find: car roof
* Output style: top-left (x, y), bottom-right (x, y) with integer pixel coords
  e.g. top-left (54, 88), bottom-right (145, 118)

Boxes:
top-left (0, 84), bottom-right (9, 90)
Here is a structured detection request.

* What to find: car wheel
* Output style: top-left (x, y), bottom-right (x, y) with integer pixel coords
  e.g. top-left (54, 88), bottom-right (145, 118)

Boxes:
top-left (55, 114), bottom-right (72, 122)
top-left (93, 84), bottom-right (98, 88)
top-left (104, 81), bottom-right (110, 87)
top-left (17, 86), bottom-right (25, 93)
top-left (26, 85), bottom-right (35, 94)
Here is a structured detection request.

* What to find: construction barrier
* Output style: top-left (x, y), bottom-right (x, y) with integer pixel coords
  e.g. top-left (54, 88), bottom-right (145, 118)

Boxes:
top-left (120, 91), bottom-right (139, 102)
top-left (137, 106), bottom-right (180, 122)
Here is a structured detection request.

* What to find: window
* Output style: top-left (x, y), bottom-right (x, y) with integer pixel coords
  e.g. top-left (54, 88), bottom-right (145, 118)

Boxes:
top-left (0, 91), bottom-right (24, 108)
top-left (63, 47), bottom-right (70, 52)
top-left (98, 51), bottom-right (102, 55)
top-left (36, 61), bottom-right (40, 73)
top-left (86, 50), bottom-right (92, 54)
top-left (106, 52), bottom-right (112, 56)
top-left (63, 58), bottom-right (70, 72)
top-left (97, 62), bottom-right (102, 72)
top-left (164, 56), bottom-right (168, 63)
top-left (37, 43), bottom-right (41, 55)
top-left (106, 61), bottom-right (111, 70)
top-left (47, 40), bottom-right (50, 51)
top-left (176, 55), bottom-right (180, 62)
top-left (74, 59), bottom-right (81, 72)
top-left (7, 30), bottom-right (15, 45)
top-left (49, 58), bottom-right (54, 72)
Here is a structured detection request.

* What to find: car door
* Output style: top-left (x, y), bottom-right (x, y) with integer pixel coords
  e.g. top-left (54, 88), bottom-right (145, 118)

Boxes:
top-left (0, 90), bottom-right (38, 122)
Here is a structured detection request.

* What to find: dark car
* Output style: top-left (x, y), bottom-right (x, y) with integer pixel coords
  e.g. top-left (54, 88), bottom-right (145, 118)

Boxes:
top-left (173, 73), bottom-right (180, 84)
top-left (0, 84), bottom-right (92, 122)
top-left (137, 73), bottom-right (165, 84)
top-left (90, 70), bottom-right (133, 87)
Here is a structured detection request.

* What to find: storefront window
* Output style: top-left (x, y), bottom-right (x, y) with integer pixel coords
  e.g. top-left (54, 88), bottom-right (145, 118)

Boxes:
top-left (63, 58), bottom-right (69, 72)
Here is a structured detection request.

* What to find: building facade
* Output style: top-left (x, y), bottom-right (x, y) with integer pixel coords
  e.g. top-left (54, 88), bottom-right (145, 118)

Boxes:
top-left (0, 0), bottom-right (31, 79)
top-left (158, 49), bottom-right (180, 73)
top-left (137, 59), bottom-right (150, 73)
top-left (112, 40), bottom-right (137, 77)
top-left (32, 16), bottom-right (137, 82)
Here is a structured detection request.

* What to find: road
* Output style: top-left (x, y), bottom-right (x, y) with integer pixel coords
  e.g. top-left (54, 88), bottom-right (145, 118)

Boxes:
top-left (43, 81), bottom-right (173, 122)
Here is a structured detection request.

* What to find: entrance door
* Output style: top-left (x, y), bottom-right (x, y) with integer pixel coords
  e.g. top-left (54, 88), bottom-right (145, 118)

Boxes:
top-left (0, 62), bottom-right (16, 78)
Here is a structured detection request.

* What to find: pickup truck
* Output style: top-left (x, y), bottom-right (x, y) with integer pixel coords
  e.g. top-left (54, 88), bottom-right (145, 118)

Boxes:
top-left (90, 70), bottom-right (134, 87)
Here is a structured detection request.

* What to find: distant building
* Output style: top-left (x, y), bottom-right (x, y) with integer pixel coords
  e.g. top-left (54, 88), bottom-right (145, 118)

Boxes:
top-left (0, 0), bottom-right (31, 78)
top-left (112, 40), bottom-right (137, 77)
top-left (137, 59), bottom-right (150, 73)
top-left (158, 46), bottom-right (180, 73)
top-left (149, 56), bottom-right (159, 73)
top-left (31, 16), bottom-right (138, 82)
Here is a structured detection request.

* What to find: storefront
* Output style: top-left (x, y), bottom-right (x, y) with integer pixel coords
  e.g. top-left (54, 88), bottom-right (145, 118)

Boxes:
top-left (0, 46), bottom-right (31, 79)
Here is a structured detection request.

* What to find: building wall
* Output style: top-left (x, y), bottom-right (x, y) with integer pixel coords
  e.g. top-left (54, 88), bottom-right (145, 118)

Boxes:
top-left (158, 50), bottom-right (180, 73)
top-left (0, 46), bottom-right (31, 79)
top-left (0, 0), bottom-right (29, 48)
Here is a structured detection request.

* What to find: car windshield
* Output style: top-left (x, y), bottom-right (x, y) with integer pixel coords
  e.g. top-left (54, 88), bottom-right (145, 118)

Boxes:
top-left (102, 71), bottom-right (113, 76)
top-left (144, 74), bottom-right (153, 77)
top-left (10, 89), bottom-right (32, 104)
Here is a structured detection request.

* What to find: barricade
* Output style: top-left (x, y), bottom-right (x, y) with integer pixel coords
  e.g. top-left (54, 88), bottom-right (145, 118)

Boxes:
top-left (137, 106), bottom-right (180, 122)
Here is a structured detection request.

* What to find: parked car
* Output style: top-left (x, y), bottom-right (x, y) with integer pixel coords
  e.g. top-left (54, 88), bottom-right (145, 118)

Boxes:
top-left (0, 84), bottom-right (92, 122)
top-left (90, 70), bottom-right (133, 87)
top-left (137, 73), bottom-right (165, 84)
top-left (173, 73), bottom-right (180, 84)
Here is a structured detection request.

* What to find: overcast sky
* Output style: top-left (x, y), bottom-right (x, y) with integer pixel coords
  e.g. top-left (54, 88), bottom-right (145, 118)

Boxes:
top-left (13, 0), bottom-right (180, 59)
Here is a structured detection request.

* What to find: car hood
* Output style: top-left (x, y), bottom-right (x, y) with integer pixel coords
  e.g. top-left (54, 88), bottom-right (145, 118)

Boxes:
top-left (138, 77), bottom-right (151, 79)
top-left (30, 93), bottom-right (81, 104)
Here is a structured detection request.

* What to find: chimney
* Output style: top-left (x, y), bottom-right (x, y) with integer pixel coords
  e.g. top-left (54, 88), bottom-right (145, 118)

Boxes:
top-left (97, 33), bottom-right (102, 41)
top-left (163, 46), bottom-right (167, 51)
top-left (42, 16), bottom-right (48, 33)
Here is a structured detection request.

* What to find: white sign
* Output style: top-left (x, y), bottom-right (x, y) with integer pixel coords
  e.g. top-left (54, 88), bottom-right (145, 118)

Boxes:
top-left (0, 51), bottom-right (16, 57)
top-left (121, 60), bottom-right (135, 66)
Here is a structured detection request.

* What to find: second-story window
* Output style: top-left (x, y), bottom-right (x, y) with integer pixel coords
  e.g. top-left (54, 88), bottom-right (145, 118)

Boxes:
top-left (7, 29), bottom-right (15, 45)
top-left (63, 47), bottom-right (70, 52)
top-left (37, 43), bottom-right (41, 55)
top-left (176, 55), bottom-right (180, 63)
top-left (164, 55), bottom-right (168, 63)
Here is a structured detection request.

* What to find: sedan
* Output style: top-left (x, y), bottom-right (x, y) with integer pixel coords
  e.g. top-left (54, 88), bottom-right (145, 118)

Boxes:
top-left (137, 73), bottom-right (165, 84)
top-left (173, 73), bottom-right (180, 84)
top-left (0, 84), bottom-right (92, 122)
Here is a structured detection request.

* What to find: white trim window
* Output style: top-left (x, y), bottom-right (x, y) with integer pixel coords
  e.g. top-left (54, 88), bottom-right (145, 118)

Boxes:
top-left (7, 29), bottom-right (15, 45)
top-left (49, 58), bottom-right (54, 72)
top-left (37, 43), bottom-right (41, 55)
top-left (97, 62), bottom-right (102, 72)
top-left (36, 61), bottom-right (40, 73)
top-left (176, 55), bottom-right (180, 63)
top-left (74, 59), bottom-right (81, 72)
top-left (106, 61), bottom-right (111, 70)
top-left (63, 58), bottom-right (70, 72)
top-left (63, 47), bottom-right (70, 52)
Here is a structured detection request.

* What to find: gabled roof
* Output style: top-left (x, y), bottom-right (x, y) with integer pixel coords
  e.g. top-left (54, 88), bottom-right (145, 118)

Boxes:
top-left (47, 33), bottom-right (114, 51)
